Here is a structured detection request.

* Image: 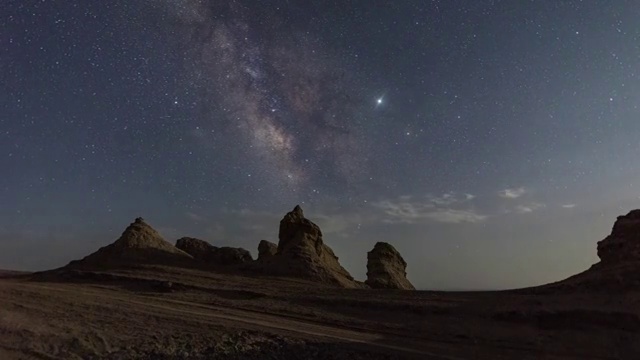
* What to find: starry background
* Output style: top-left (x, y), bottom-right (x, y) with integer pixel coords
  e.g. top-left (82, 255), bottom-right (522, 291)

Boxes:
top-left (1, 0), bottom-right (639, 289)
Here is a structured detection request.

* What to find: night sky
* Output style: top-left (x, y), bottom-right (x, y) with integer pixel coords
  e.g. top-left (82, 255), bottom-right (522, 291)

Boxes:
top-left (2, 1), bottom-right (639, 290)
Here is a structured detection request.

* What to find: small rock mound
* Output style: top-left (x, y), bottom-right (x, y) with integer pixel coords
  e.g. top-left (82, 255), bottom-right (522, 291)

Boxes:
top-left (175, 237), bottom-right (218, 261)
top-left (257, 240), bottom-right (277, 261)
top-left (65, 217), bottom-right (192, 269)
top-left (365, 242), bottom-right (415, 290)
top-left (213, 247), bottom-right (253, 266)
top-left (175, 237), bottom-right (252, 266)
top-left (257, 206), bottom-right (357, 287)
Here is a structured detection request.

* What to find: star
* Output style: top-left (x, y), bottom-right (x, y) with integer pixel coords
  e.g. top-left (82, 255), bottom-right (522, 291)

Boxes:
top-left (377, 97), bottom-right (383, 105)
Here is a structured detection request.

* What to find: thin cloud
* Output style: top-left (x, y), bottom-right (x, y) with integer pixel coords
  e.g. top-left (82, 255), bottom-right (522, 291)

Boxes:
top-left (429, 192), bottom-right (457, 206)
top-left (373, 200), bottom-right (435, 223)
top-left (515, 203), bottom-right (545, 214)
top-left (499, 187), bottom-right (526, 199)
top-left (428, 192), bottom-right (475, 206)
top-left (373, 197), bottom-right (487, 224)
top-left (424, 209), bottom-right (488, 224)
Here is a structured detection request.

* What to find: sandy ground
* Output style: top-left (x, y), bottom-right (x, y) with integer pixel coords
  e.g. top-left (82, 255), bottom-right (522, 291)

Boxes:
top-left (0, 266), bottom-right (638, 359)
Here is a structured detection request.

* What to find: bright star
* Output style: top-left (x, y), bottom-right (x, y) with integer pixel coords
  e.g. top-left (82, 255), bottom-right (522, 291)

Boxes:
top-left (374, 94), bottom-right (386, 108)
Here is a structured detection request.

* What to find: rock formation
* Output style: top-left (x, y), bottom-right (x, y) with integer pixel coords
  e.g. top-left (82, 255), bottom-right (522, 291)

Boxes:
top-left (596, 210), bottom-right (640, 265)
top-left (365, 242), bottom-right (415, 290)
top-left (257, 240), bottom-right (277, 261)
top-left (175, 237), bottom-right (252, 266)
top-left (212, 247), bottom-right (253, 266)
top-left (175, 237), bottom-right (218, 261)
top-left (65, 217), bottom-right (192, 269)
top-left (256, 205), bottom-right (357, 287)
top-left (534, 209), bottom-right (640, 292)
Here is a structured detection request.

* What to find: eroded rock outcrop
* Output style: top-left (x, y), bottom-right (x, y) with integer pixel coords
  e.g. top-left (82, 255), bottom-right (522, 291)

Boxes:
top-left (175, 237), bottom-right (218, 261)
top-left (365, 242), bottom-right (415, 290)
top-left (256, 205), bottom-right (357, 287)
top-left (212, 247), bottom-right (253, 266)
top-left (533, 209), bottom-right (640, 292)
top-left (257, 240), bottom-right (277, 261)
top-left (597, 210), bottom-right (640, 265)
top-left (175, 237), bottom-right (252, 266)
top-left (65, 217), bottom-right (192, 269)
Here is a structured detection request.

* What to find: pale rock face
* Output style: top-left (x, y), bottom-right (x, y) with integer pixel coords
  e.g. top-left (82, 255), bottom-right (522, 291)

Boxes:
top-left (365, 242), bottom-right (415, 290)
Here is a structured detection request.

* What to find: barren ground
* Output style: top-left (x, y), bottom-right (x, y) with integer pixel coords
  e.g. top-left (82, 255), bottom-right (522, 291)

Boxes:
top-left (0, 266), bottom-right (638, 359)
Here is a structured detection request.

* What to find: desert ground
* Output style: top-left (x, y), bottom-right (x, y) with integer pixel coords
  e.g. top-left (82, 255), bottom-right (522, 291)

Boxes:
top-left (0, 266), bottom-right (638, 360)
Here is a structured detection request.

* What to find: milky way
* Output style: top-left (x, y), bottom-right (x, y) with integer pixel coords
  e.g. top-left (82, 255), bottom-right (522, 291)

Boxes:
top-left (163, 0), bottom-right (371, 194)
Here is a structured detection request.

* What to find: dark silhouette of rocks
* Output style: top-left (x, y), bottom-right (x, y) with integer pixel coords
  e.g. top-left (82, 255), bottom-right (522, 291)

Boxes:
top-left (256, 205), bottom-right (358, 287)
top-left (213, 247), bottom-right (253, 266)
top-left (257, 240), bottom-right (277, 261)
top-left (597, 209), bottom-right (640, 265)
top-left (532, 209), bottom-right (640, 292)
top-left (365, 242), bottom-right (415, 290)
top-left (65, 217), bottom-right (192, 269)
top-left (175, 237), bottom-right (252, 266)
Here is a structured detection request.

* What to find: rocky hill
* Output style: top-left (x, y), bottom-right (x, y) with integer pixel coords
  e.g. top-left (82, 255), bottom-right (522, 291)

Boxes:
top-left (64, 217), bottom-right (192, 269)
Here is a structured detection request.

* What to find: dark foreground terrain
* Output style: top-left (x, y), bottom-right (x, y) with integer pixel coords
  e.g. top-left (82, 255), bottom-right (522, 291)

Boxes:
top-left (0, 266), bottom-right (638, 360)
